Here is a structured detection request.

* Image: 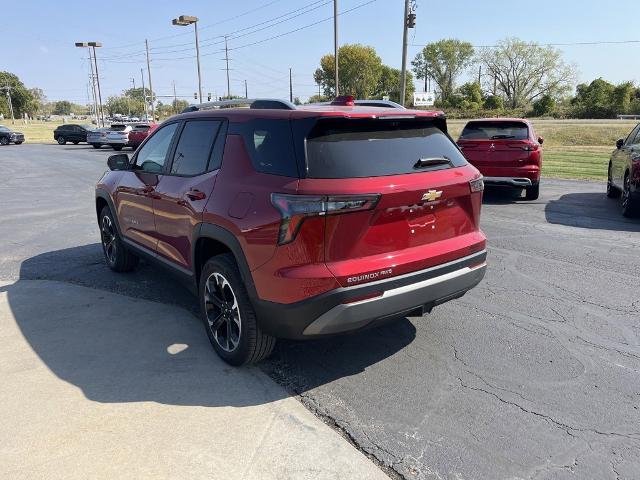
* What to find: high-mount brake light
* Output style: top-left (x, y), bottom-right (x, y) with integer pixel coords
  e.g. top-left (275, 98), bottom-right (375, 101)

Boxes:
top-left (271, 193), bottom-right (380, 245)
top-left (331, 95), bottom-right (355, 107)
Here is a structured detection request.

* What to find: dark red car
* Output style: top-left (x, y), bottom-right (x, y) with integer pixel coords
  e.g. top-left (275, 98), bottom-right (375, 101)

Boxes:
top-left (128, 123), bottom-right (158, 149)
top-left (457, 119), bottom-right (543, 200)
top-left (95, 97), bottom-right (487, 365)
top-left (607, 123), bottom-right (640, 217)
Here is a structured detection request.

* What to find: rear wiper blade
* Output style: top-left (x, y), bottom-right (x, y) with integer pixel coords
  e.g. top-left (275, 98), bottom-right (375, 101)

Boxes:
top-left (414, 156), bottom-right (451, 169)
top-left (490, 134), bottom-right (515, 139)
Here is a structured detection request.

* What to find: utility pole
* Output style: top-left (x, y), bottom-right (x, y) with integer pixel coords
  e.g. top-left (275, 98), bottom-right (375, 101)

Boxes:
top-left (224, 36), bottom-right (231, 99)
top-left (333, 0), bottom-right (339, 97)
top-left (145, 39), bottom-right (155, 120)
top-left (173, 81), bottom-right (178, 113)
top-left (478, 65), bottom-right (482, 85)
top-left (289, 68), bottom-right (293, 102)
top-left (400, 0), bottom-right (413, 107)
top-left (244, 80), bottom-right (248, 99)
top-left (89, 45), bottom-right (105, 127)
top-left (140, 68), bottom-right (149, 119)
top-left (4, 84), bottom-right (15, 124)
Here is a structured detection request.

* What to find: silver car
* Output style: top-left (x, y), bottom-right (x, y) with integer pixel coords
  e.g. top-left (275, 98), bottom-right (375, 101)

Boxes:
top-left (105, 124), bottom-right (134, 151)
top-left (86, 127), bottom-right (110, 149)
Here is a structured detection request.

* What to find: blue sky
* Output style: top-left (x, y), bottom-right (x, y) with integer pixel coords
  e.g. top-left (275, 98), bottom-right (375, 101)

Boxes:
top-left (4, 0), bottom-right (638, 103)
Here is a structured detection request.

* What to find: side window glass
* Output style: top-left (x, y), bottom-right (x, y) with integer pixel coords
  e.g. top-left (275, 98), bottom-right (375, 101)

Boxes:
top-left (239, 119), bottom-right (297, 177)
top-left (134, 123), bottom-right (179, 173)
top-left (170, 120), bottom-right (221, 176)
top-left (633, 125), bottom-right (640, 146)
top-left (625, 125), bottom-right (640, 147)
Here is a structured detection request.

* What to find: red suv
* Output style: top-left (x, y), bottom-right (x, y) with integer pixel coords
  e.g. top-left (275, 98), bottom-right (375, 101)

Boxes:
top-left (457, 119), bottom-right (543, 200)
top-left (95, 98), bottom-right (487, 365)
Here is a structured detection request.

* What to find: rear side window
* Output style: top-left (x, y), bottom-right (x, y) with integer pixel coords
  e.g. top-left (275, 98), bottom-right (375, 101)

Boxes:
top-left (460, 121), bottom-right (529, 140)
top-left (305, 119), bottom-right (467, 179)
top-left (233, 119), bottom-right (298, 177)
top-left (170, 120), bottom-right (222, 176)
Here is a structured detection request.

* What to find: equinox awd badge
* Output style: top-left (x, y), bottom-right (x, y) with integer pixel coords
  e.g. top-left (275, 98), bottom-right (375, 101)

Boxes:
top-left (421, 190), bottom-right (443, 202)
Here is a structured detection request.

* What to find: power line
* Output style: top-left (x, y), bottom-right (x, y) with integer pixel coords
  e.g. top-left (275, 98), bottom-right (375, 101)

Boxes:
top-left (410, 39), bottom-right (640, 48)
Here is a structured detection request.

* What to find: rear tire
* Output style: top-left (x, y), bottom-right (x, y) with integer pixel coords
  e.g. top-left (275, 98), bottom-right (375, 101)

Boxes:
top-left (112, 145), bottom-right (123, 151)
top-left (621, 172), bottom-right (639, 218)
top-left (14, 141), bottom-right (23, 145)
top-left (525, 183), bottom-right (539, 201)
top-left (199, 254), bottom-right (275, 366)
top-left (607, 163), bottom-right (621, 198)
top-left (92, 143), bottom-right (101, 149)
top-left (99, 206), bottom-right (139, 272)
top-left (57, 136), bottom-right (66, 145)
top-left (73, 141), bottom-right (79, 145)
top-left (0, 136), bottom-right (9, 145)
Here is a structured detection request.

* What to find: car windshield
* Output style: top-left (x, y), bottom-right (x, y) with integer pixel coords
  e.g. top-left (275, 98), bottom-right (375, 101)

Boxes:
top-left (0, 126), bottom-right (10, 132)
top-left (460, 121), bottom-right (529, 140)
top-left (81, 124), bottom-right (94, 130)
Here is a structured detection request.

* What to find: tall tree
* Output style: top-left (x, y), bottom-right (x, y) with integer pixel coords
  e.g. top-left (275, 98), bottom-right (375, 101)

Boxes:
top-left (124, 87), bottom-right (155, 103)
top-left (0, 71), bottom-right (37, 117)
top-left (314, 44), bottom-right (383, 99)
top-left (411, 39), bottom-right (474, 102)
top-left (52, 100), bottom-right (72, 115)
top-left (479, 38), bottom-right (576, 108)
top-left (374, 65), bottom-right (414, 105)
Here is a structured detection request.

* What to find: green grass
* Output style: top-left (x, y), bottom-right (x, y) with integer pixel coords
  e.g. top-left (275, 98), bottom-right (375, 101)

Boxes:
top-left (0, 119), bottom-right (65, 144)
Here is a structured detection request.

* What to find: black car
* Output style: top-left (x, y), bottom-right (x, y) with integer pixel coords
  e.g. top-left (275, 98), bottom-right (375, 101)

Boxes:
top-left (607, 122), bottom-right (640, 217)
top-left (0, 125), bottom-right (24, 145)
top-left (53, 124), bottom-right (94, 145)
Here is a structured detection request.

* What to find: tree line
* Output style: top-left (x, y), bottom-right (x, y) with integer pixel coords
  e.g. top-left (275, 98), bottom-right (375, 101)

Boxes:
top-left (313, 39), bottom-right (640, 119)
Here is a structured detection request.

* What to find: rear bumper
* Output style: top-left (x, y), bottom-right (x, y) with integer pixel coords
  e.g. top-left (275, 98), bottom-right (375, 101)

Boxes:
top-left (253, 250), bottom-right (487, 339)
top-left (483, 176), bottom-right (537, 187)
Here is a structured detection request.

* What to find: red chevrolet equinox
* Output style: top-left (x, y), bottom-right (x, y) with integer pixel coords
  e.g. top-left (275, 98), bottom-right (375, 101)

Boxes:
top-left (457, 119), bottom-right (543, 200)
top-left (95, 98), bottom-right (487, 365)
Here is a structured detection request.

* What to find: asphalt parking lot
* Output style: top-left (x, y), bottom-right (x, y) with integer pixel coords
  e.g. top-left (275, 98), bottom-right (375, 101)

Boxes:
top-left (1, 144), bottom-right (639, 479)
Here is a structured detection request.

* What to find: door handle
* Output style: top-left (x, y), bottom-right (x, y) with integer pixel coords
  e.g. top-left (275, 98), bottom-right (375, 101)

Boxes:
top-left (185, 189), bottom-right (206, 201)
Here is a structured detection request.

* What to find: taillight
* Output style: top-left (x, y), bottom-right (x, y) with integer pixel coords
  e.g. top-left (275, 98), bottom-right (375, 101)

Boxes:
top-left (523, 142), bottom-right (539, 152)
top-left (271, 193), bottom-right (380, 245)
top-left (469, 177), bottom-right (484, 193)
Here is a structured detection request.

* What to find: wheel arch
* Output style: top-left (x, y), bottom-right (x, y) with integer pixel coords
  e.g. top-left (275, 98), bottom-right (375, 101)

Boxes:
top-left (192, 223), bottom-right (257, 299)
top-left (95, 189), bottom-right (122, 236)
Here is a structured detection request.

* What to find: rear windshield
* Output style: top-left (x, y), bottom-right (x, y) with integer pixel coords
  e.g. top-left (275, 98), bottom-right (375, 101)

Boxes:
top-left (109, 124), bottom-right (127, 131)
top-left (305, 119), bottom-right (467, 179)
top-left (132, 125), bottom-right (150, 131)
top-left (460, 121), bottom-right (529, 140)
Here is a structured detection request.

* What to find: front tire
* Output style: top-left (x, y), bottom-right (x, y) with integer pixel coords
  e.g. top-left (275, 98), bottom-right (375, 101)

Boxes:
top-left (621, 172), bottom-right (639, 218)
top-left (0, 137), bottom-right (8, 145)
top-left (92, 143), bottom-right (101, 149)
top-left (112, 145), bottom-right (123, 151)
top-left (525, 183), bottom-right (540, 201)
top-left (199, 254), bottom-right (275, 366)
top-left (14, 141), bottom-right (23, 145)
top-left (607, 163), bottom-right (621, 198)
top-left (99, 206), bottom-right (139, 272)
top-left (73, 141), bottom-right (79, 145)
top-left (57, 136), bottom-right (66, 145)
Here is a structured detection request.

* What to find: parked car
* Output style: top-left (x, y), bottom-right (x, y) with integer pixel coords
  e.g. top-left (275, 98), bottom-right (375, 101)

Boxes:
top-left (607, 123), bottom-right (640, 217)
top-left (127, 123), bottom-right (158, 149)
top-left (457, 119), bottom-right (543, 200)
top-left (105, 124), bottom-right (134, 150)
top-left (87, 127), bottom-right (110, 149)
top-left (95, 97), bottom-right (487, 365)
top-left (0, 125), bottom-right (25, 145)
top-left (53, 124), bottom-right (94, 145)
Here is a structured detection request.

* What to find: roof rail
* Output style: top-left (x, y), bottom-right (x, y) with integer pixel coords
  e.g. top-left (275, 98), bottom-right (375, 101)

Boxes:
top-left (307, 99), bottom-right (405, 109)
top-left (181, 98), bottom-right (296, 113)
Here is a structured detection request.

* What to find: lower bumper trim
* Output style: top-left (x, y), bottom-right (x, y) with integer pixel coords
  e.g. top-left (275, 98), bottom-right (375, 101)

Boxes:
top-left (483, 176), bottom-right (534, 187)
top-left (302, 262), bottom-right (486, 336)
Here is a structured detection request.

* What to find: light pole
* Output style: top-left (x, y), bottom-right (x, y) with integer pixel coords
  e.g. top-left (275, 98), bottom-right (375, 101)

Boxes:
top-left (333, 0), bottom-right (339, 97)
top-left (172, 15), bottom-right (202, 104)
top-left (75, 42), bottom-right (105, 126)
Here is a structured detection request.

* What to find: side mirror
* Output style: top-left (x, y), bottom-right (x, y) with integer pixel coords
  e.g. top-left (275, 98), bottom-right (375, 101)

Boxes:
top-left (616, 138), bottom-right (624, 149)
top-left (538, 136), bottom-right (544, 145)
top-left (107, 153), bottom-right (130, 171)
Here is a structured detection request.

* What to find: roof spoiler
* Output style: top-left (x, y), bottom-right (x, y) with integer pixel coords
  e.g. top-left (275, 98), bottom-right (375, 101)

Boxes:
top-left (181, 98), bottom-right (296, 113)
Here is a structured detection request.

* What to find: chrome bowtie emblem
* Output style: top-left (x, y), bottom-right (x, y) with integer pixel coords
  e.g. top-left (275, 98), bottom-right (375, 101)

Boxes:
top-left (421, 190), bottom-right (443, 202)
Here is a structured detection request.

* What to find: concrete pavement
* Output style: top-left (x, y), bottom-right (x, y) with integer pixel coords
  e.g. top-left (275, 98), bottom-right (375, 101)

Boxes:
top-left (0, 279), bottom-right (388, 480)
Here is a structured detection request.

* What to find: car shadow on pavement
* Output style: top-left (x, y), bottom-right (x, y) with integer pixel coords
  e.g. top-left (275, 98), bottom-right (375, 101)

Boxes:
top-left (4, 244), bottom-right (414, 407)
top-left (545, 192), bottom-right (640, 232)
top-left (481, 186), bottom-right (527, 204)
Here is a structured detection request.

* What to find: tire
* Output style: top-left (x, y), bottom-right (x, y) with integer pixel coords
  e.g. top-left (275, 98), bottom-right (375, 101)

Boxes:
top-left (99, 206), bottom-right (139, 272)
top-left (14, 141), bottom-right (23, 145)
top-left (0, 136), bottom-right (8, 145)
top-left (92, 143), bottom-right (101, 149)
top-left (112, 145), bottom-right (123, 151)
top-left (525, 183), bottom-right (539, 201)
top-left (199, 253), bottom-right (275, 366)
top-left (607, 163), bottom-right (621, 198)
top-left (73, 141), bottom-right (79, 145)
top-left (57, 136), bottom-right (66, 145)
top-left (621, 172), bottom-right (639, 218)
